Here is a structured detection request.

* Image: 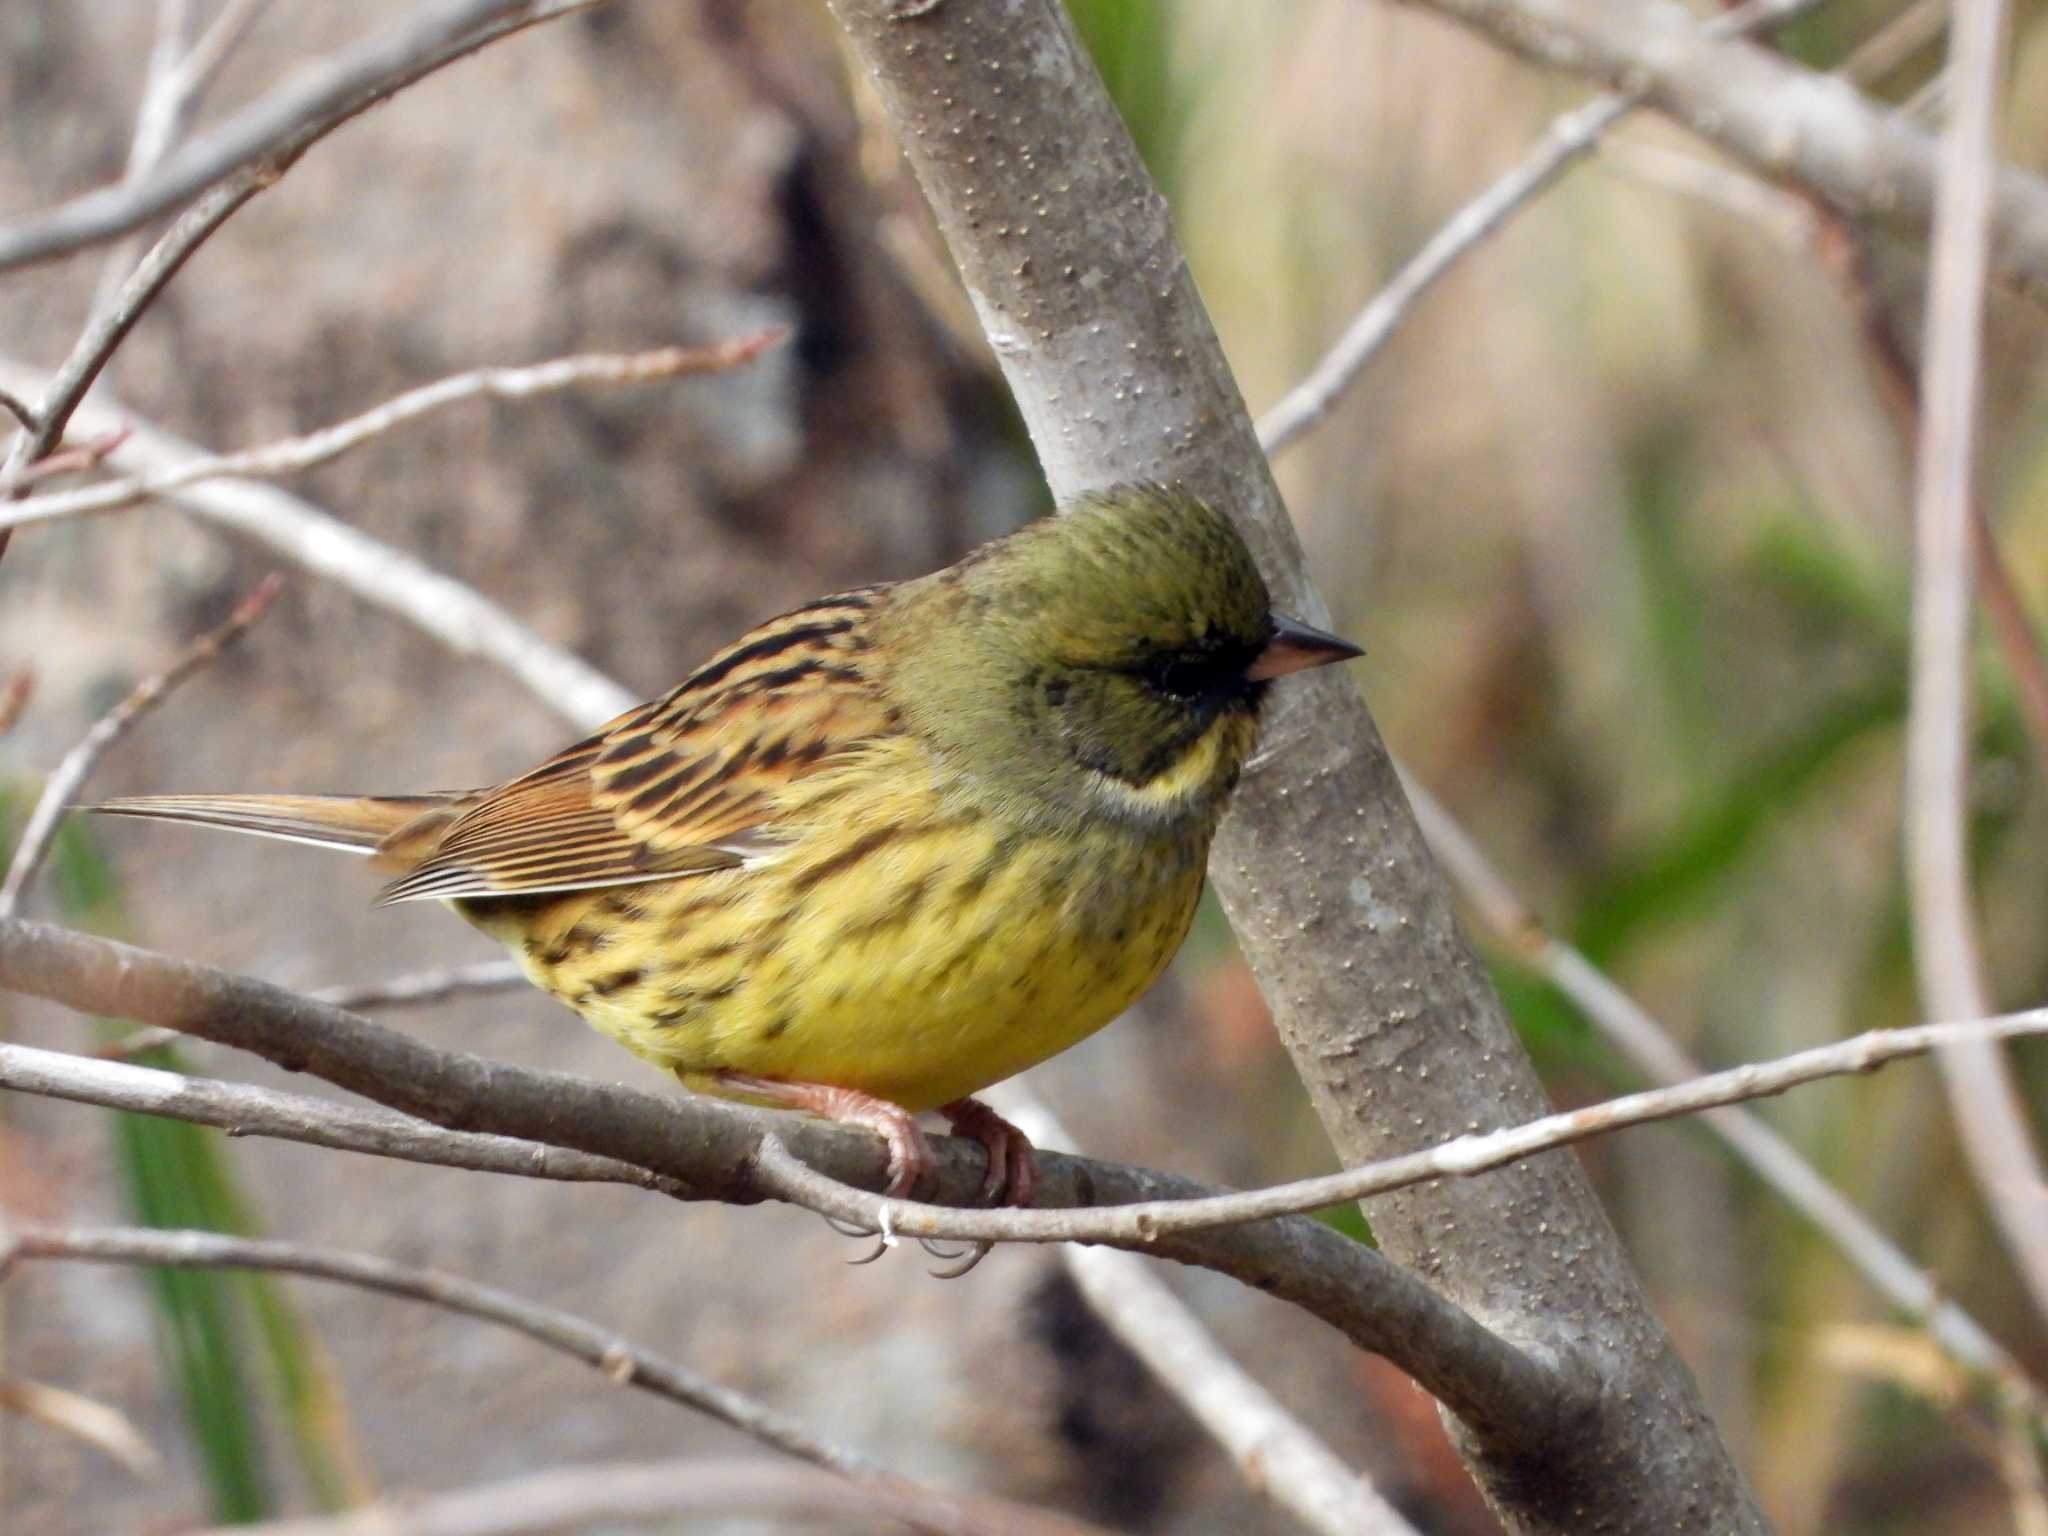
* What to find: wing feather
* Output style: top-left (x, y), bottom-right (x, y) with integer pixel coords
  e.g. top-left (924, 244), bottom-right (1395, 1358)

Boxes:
top-left (375, 588), bottom-right (895, 904)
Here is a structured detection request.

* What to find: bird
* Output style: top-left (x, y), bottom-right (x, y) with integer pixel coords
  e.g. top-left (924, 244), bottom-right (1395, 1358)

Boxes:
top-left (95, 484), bottom-right (1360, 1211)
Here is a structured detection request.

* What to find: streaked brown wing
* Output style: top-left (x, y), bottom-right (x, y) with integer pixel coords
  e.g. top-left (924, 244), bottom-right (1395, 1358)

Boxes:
top-left (374, 588), bottom-right (893, 904)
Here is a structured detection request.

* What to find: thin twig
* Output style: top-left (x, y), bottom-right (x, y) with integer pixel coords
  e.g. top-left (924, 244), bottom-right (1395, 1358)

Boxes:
top-left (94, 959), bottom-right (529, 1043)
top-left (0, 576), bottom-right (282, 920)
top-left (1905, 0), bottom-right (2048, 1316)
top-left (4, 1228), bottom-right (882, 1491)
top-left (0, 0), bottom-right (607, 273)
top-left (1370, 0), bottom-right (2048, 302)
top-left (1594, 140), bottom-right (1818, 249)
top-left (1838, 0), bottom-right (1948, 86)
top-left (1255, 0), bottom-right (1824, 456)
top-left (1398, 771), bottom-right (2046, 1414)
top-left (0, 336), bottom-right (788, 534)
top-left (177, 0), bottom-right (278, 106)
top-left (0, 1376), bottom-right (162, 1477)
top-left (0, 357), bottom-right (633, 732)
top-left (989, 1085), bottom-right (1419, 1536)
top-left (206, 1458), bottom-right (1118, 1536)
top-left (314, 959), bottom-right (527, 1011)
top-left (93, 1026), bottom-right (182, 1061)
top-left (0, 430), bottom-right (130, 497)
top-left (0, 1041), bottom-right (675, 1193)
top-left (4, 172), bottom-right (280, 505)
top-left (751, 1006), bottom-right (2048, 1247)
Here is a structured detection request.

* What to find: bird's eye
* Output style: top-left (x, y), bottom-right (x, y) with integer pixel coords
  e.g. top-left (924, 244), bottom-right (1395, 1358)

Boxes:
top-left (1144, 651), bottom-right (1223, 701)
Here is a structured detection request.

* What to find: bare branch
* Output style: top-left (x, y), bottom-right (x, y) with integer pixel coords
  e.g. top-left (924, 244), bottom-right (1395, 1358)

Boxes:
top-left (0, 914), bottom-right (1573, 1456)
top-left (991, 1086), bottom-right (1421, 1536)
top-left (1906, 0), bottom-right (2048, 1314)
top-left (0, 575), bottom-right (283, 919)
top-left (1255, 0), bottom-right (1827, 458)
top-left (1400, 773), bottom-right (2047, 1413)
top-left (208, 1458), bottom-right (1119, 1536)
top-left (0, 357), bottom-right (633, 732)
top-left (1384, 0), bottom-right (2048, 301)
top-left (3, 1222), bottom-right (1076, 1536)
top-left (753, 1002), bottom-right (2048, 1247)
top-left (3, 160), bottom-right (284, 498)
top-left (0, 430), bottom-right (130, 496)
top-left (0, 0), bottom-right (607, 273)
top-left (313, 958), bottom-right (527, 1012)
top-left (0, 336), bottom-right (788, 534)
top-left (0, 1041), bottom-right (674, 1193)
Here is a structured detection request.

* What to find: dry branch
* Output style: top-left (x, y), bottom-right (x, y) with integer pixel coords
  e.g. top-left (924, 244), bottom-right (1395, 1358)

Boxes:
top-left (3, 1225), bottom-right (1117, 1536)
top-left (0, 357), bottom-right (633, 731)
top-left (1385, 0), bottom-right (2048, 300)
top-left (0, 0), bottom-right (606, 272)
top-left (1904, 0), bottom-right (2048, 1315)
top-left (1402, 774), bottom-right (2046, 1413)
top-left (0, 337), bottom-right (787, 535)
top-left (0, 914), bottom-right (1568, 1456)
top-left (206, 1457), bottom-right (1113, 1536)
top-left (992, 1086), bottom-right (1420, 1536)
top-left (1256, 0), bottom-right (1822, 456)
top-left (0, 575), bottom-right (283, 919)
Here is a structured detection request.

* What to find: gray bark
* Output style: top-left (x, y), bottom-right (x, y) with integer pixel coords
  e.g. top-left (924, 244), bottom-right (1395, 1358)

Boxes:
top-left (822, 1), bottom-right (1771, 1530)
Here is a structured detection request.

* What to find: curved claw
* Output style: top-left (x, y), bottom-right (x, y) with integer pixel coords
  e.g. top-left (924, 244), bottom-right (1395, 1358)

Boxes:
top-left (846, 1235), bottom-right (892, 1266)
top-left (927, 1239), bottom-right (993, 1280)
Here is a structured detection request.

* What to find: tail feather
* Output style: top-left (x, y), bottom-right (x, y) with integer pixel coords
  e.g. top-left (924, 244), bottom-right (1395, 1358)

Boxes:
top-left (91, 793), bottom-right (465, 858)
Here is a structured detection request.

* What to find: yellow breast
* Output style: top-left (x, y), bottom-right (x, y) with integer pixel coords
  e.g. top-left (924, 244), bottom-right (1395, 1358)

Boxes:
top-left (456, 742), bottom-right (1211, 1112)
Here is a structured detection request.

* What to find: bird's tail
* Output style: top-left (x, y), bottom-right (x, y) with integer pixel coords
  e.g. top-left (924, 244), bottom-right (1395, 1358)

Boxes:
top-left (91, 793), bottom-right (465, 859)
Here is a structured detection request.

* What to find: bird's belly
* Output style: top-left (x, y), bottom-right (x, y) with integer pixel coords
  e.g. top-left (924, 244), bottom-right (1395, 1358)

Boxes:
top-left (456, 814), bottom-right (1208, 1113)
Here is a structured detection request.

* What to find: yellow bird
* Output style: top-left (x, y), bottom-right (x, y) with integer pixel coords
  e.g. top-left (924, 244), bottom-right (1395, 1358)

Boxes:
top-left (96, 485), bottom-right (1359, 1204)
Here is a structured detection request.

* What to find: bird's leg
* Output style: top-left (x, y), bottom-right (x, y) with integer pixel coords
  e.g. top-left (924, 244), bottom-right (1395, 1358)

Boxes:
top-left (714, 1073), bottom-right (934, 1199)
top-left (938, 1097), bottom-right (1038, 1208)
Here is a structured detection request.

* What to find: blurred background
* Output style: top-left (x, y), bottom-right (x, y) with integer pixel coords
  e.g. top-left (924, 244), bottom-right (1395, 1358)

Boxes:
top-left (4, 1), bottom-right (2048, 1531)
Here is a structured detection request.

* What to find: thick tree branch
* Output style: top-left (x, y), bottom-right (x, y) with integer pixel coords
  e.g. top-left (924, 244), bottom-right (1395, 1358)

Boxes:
top-left (0, 915), bottom-right (1568, 1456)
top-left (821, 2), bottom-right (1762, 1529)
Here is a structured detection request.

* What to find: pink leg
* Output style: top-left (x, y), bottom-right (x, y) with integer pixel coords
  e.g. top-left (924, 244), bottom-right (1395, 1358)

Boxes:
top-left (717, 1073), bottom-right (933, 1199)
top-left (939, 1097), bottom-right (1038, 1208)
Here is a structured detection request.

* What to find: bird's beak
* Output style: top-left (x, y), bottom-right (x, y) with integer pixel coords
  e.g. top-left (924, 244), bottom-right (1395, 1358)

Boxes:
top-left (1247, 611), bottom-right (1364, 681)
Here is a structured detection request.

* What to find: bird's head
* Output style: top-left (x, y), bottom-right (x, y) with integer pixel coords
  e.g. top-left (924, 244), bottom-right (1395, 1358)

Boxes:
top-left (893, 484), bottom-right (1360, 831)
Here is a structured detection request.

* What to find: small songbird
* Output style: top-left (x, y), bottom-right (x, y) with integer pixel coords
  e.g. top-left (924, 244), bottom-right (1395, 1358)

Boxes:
top-left (96, 485), bottom-right (1359, 1206)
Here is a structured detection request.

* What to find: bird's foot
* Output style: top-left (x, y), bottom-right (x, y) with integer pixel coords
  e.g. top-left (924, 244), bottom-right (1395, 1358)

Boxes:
top-left (716, 1073), bottom-right (933, 1198)
top-left (720, 1077), bottom-right (1038, 1278)
top-left (938, 1096), bottom-right (1037, 1208)
top-left (922, 1096), bottom-right (1038, 1278)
